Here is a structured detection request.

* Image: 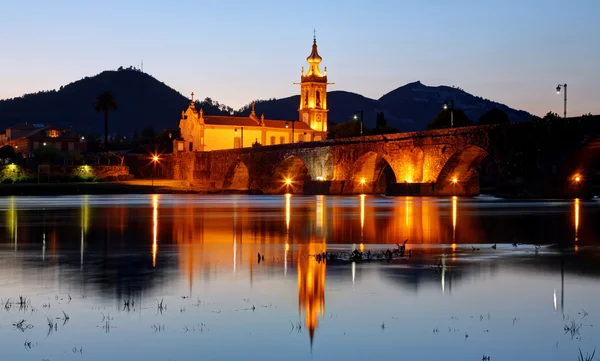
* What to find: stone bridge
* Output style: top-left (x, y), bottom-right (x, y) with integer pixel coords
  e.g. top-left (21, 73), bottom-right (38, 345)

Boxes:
top-left (163, 126), bottom-right (498, 195)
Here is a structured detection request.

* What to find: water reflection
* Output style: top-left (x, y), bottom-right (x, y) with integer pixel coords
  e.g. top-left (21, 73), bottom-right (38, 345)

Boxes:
top-left (297, 243), bottom-right (326, 347)
top-left (0, 195), bottom-right (599, 361)
top-left (152, 194), bottom-right (159, 267)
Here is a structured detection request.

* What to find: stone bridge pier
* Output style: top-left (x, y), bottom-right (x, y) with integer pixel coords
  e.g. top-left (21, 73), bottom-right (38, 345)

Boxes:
top-left (162, 126), bottom-right (500, 196)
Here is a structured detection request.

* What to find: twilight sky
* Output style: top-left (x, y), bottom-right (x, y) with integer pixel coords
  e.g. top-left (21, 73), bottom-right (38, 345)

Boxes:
top-left (1, 0), bottom-right (599, 117)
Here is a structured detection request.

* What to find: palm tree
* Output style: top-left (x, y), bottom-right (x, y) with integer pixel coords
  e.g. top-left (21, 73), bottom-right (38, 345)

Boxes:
top-left (94, 91), bottom-right (118, 165)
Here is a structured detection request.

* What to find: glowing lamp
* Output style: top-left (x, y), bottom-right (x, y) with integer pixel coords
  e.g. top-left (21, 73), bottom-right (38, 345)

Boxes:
top-left (556, 85), bottom-right (561, 94)
top-left (285, 178), bottom-right (292, 185)
top-left (353, 113), bottom-right (358, 121)
top-left (360, 178), bottom-right (366, 185)
top-left (234, 128), bottom-right (238, 135)
top-left (452, 178), bottom-right (458, 184)
top-left (153, 155), bottom-right (159, 162)
top-left (285, 122), bottom-right (289, 129)
top-left (575, 175), bottom-right (581, 182)
top-left (405, 179), bottom-right (412, 183)
top-left (443, 103), bottom-right (448, 110)
top-left (316, 176), bottom-right (324, 181)
top-left (43, 142), bottom-right (47, 146)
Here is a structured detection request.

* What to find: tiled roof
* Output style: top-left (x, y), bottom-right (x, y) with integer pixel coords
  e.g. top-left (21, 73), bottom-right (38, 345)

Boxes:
top-left (203, 116), bottom-right (314, 130)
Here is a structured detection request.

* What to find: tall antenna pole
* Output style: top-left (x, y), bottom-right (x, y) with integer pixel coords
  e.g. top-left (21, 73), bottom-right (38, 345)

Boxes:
top-left (141, 60), bottom-right (144, 73)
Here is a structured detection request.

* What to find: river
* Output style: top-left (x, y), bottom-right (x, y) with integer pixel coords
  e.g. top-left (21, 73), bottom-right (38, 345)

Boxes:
top-left (0, 195), bottom-right (599, 360)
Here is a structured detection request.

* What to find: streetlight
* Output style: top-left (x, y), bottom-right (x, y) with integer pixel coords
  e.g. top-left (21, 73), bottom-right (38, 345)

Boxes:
top-left (443, 100), bottom-right (455, 128)
top-left (234, 127), bottom-right (244, 148)
top-left (353, 111), bottom-right (364, 137)
top-left (152, 155), bottom-right (159, 187)
top-left (556, 84), bottom-right (567, 119)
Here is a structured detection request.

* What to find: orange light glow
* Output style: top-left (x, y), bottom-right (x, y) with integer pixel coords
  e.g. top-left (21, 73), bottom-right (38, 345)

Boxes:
top-left (452, 178), bottom-right (458, 184)
top-left (285, 193), bottom-right (291, 229)
top-left (405, 179), bottom-right (412, 183)
top-left (285, 178), bottom-right (292, 185)
top-left (451, 243), bottom-right (457, 251)
top-left (452, 196), bottom-right (457, 243)
top-left (152, 194), bottom-right (159, 267)
top-left (298, 243), bottom-right (326, 346)
top-left (360, 194), bottom-right (365, 236)
top-left (360, 178), bottom-right (366, 185)
top-left (574, 198), bottom-right (579, 242)
top-left (575, 176), bottom-right (581, 182)
top-left (359, 243), bottom-right (365, 252)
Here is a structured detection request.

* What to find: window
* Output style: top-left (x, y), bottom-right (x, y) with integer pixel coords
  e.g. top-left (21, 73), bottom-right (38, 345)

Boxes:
top-left (177, 142), bottom-right (184, 151)
top-left (270, 136), bottom-right (276, 145)
top-left (279, 136), bottom-right (285, 144)
top-left (47, 130), bottom-right (60, 138)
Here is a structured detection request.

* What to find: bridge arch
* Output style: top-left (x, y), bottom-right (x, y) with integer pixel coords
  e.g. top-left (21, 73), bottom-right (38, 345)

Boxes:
top-left (222, 161), bottom-right (250, 190)
top-left (347, 151), bottom-right (397, 194)
top-left (273, 155), bottom-right (310, 193)
top-left (435, 145), bottom-right (491, 195)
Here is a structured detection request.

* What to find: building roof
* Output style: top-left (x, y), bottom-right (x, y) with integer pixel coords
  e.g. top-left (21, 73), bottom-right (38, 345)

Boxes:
top-left (202, 115), bottom-right (314, 131)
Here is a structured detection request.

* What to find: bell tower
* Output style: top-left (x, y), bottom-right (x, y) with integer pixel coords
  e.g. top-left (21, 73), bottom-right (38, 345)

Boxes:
top-left (298, 34), bottom-right (329, 133)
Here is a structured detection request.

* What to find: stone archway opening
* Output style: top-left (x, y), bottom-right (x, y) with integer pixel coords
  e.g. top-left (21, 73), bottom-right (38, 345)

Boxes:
top-left (348, 152), bottom-right (397, 194)
top-left (222, 161), bottom-right (250, 190)
top-left (274, 156), bottom-right (310, 193)
top-left (435, 145), bottom-right (491, 195)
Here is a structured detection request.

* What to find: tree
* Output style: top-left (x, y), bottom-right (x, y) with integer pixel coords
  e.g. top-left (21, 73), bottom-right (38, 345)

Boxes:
top-left (375, 112), bottom-right (387, 128)
top-left (478, 108), bottom-right (510, 125)
top-left (0, 145), bottom-right (20, 165)
top-left (427, 108), bottom-right (473, 130)
top-left (94, 91), bottom-right (118, 165)
top-left (327, 120), bottom-right (362, 139)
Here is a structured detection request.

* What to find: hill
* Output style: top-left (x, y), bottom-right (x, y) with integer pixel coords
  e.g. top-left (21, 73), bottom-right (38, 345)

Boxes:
top-left (0, 70), bottom-right (533, 135)
top-left (0, 68), bottom-right (230, 137)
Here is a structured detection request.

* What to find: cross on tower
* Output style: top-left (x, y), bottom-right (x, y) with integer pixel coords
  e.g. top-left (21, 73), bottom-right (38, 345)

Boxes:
top-left (313, 29), bottom-right (316, 41)
top-left (191, 92), bottom-right (194, 101)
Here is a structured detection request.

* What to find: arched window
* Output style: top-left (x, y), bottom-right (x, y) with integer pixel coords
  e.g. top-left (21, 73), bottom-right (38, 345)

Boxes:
top-left (304, 91), bottom-right (308, 106)
top-left (316, 91), bottom-right (321, 107)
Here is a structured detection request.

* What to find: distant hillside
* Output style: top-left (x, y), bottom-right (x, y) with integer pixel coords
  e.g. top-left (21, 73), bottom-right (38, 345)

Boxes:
top-left (247, 81), bottom-right (533, 131)
top-left (377, 81), bottom-right (532, 131)
top-left (0, 68), bottom-right (229, 136)
top-left (0, 70), bottom-right (532, 135)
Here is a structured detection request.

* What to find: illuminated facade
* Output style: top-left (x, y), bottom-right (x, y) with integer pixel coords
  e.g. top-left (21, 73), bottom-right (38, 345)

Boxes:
top-left (177, 37), bottom-right (330, 152)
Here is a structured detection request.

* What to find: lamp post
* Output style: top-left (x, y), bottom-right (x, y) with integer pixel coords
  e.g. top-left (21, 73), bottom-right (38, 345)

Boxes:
top-left (152, 155), bottom-right (159, 187)
top-left (353, 110), bottom-right (364, 137)
top-left (443, 100), bottom-right (455, 128)
top-left (556, 84), bottom-right (567, 119)
top-left (234, 127), bottom-right (244, 148)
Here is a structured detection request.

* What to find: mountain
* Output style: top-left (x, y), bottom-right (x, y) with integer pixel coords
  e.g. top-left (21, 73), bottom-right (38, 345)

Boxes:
top-left (377, 81), bottom-right (532, 130)
top-left (248, 81), bottom-right (532, 131)
top-left (0, 68), bottom-right (229, 137)
top-left (0, 70), bottom-right (532, 136)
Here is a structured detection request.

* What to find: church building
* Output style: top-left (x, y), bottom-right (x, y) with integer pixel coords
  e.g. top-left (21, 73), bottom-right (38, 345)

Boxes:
top-left (177, 37), bottom-right (330, 152)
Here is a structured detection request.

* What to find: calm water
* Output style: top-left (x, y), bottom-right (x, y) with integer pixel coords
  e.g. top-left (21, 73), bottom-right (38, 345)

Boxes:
top-left (0, 194), bottom-right (599, 361)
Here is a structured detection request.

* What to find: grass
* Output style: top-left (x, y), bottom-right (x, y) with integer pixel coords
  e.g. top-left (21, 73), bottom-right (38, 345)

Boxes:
top-left (578, 348), bottom-right (596, 361)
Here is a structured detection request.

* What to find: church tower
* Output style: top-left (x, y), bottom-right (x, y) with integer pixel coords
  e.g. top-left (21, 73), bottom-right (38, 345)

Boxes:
top-left (299, 35), bottom-right (329, 133)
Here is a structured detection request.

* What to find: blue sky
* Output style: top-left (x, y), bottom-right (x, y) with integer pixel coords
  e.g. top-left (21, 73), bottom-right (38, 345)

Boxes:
top-left (1, 0), bottom-right (599, 116)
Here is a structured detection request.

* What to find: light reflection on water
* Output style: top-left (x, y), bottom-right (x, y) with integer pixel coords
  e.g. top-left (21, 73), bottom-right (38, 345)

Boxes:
top-left (0, 194), bottom-right (599, 361)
